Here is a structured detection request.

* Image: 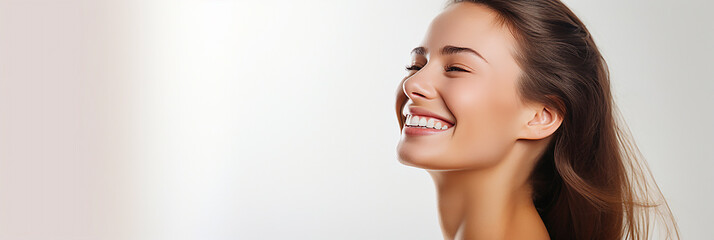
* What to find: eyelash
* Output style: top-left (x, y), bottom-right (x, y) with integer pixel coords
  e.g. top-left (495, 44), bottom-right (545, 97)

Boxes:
top-left (404, 64), bottom-right (469, 72)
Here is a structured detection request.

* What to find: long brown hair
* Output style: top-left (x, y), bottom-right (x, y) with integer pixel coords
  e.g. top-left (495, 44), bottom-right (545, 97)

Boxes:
top-left (445, 0), bottom-right (680, 239)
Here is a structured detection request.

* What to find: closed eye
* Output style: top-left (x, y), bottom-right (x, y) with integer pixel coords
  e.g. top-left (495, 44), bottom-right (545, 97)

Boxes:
top-left (405, 64), bottom-right (422, 71)
top-left (445, 66), bottom-right (469, 72)
top-left (405, 64), bottom-right (470, 73)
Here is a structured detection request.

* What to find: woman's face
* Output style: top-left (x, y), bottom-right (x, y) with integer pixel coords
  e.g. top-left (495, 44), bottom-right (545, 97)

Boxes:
top-left (395, 3), bottom-right (533, 170)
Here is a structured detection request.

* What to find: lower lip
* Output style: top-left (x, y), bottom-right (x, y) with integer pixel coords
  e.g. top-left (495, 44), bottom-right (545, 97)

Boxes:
top-left (404, 125), bottom-right (453, 136)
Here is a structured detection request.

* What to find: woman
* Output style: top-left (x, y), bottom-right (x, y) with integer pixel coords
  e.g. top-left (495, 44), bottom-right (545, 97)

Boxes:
top-left (394, 0), bottom-right (680, 239)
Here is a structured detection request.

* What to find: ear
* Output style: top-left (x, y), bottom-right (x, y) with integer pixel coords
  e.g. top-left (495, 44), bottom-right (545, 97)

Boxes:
top-left (518, 105), bottom-right (563, 140)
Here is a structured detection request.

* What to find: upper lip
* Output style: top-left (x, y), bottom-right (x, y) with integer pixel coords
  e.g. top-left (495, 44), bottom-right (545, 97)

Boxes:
top-left (406, 107), bottom-right (455, 126)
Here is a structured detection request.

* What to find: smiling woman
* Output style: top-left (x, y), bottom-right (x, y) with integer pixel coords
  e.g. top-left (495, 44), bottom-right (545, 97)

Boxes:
top-left (394, 1), bottom-right (680, 240)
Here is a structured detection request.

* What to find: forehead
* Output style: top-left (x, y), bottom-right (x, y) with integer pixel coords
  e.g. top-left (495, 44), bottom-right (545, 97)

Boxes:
top-left (418, 2), bottom-right (517, 61)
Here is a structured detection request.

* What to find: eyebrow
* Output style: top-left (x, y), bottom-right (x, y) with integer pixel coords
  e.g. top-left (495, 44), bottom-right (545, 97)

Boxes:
top-left (410, 45), bottom-right (489, 63)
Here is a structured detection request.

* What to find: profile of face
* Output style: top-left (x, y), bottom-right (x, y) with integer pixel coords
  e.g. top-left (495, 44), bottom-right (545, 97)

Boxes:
top-left (396, 2), bottom-right (554, 170)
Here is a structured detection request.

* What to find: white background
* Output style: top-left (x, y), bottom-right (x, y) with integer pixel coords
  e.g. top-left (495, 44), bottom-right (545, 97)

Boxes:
top-left (0, 0), bottom-right (712, 239)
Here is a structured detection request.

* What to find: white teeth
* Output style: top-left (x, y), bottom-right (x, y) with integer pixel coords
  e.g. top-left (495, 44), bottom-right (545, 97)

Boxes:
top-left (418, 117), bottom-right (427, 127)
top-left (426, 118), bottom-right (435, 128)
top-left (409, 115), bottom-right (419, 125)
top-left (405, 114), bottom-right (452, 130)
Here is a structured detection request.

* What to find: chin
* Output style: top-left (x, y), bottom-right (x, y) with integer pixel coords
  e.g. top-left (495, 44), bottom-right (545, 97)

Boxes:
top-left (396, 144), bottom-right (501, 171)
top-left (396, 146), bottom-right (463, 170)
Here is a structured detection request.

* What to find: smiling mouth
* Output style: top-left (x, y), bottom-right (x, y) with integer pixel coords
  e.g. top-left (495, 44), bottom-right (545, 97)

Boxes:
top-left (404, 114), bottom-right (454, 130)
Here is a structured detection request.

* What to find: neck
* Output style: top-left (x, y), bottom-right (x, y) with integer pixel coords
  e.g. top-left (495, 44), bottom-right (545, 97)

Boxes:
top-left (426, 140), bottom-right (551, 240)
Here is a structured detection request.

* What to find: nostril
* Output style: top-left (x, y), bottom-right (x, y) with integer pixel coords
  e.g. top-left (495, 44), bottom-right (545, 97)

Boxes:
top-left (412, 92), bottom-right (427, 98)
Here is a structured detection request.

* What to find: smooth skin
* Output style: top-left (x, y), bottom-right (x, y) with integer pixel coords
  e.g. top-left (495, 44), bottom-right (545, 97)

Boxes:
top-left (395, 2), bottom-right (561, 240)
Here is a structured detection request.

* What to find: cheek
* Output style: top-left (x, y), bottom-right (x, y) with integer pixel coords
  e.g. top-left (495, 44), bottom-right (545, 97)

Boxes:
top-left (445, 80), bottom-right (522, 166)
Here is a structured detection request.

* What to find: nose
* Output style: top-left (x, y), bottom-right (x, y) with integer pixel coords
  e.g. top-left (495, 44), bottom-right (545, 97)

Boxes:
top-left (402, 66), bottom-right (438, 101)
top-left (396, 64), bottom-right (439, 131)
